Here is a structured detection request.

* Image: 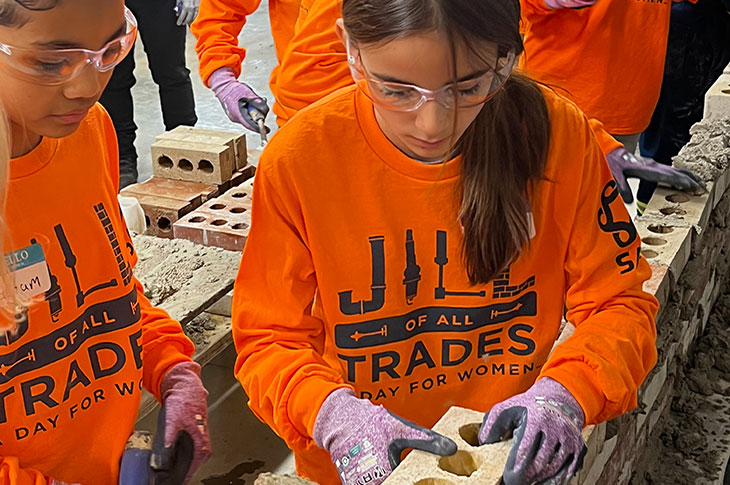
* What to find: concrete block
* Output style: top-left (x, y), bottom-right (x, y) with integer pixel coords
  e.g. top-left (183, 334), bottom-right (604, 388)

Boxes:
top-left (704, 72), bottom-right (730, 121)
top-left (635, 219), bottom-right (692, 282)
top-left (130, 194), bottom-right (193, 238)
top-left (151, 139), bottom-right (236, 185)
top-left (173, 190), bottom-right (253, 251)
top-left (121, 177), bottom-right (219, 208)
top-left (206, 290), bottom-right (233, 317)
top-left (158, 126), bottom-right (248, 170)
top-left (384, 407), bottom-right (596, 484)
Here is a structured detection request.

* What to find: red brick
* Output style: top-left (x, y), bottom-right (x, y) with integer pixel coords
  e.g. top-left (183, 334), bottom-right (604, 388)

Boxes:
top-left (121, 177), bottom-right (219, 208)
top-left (130, 194), bottom-right (193, 238)
top-left (173, 190), bottom-right (253, 250)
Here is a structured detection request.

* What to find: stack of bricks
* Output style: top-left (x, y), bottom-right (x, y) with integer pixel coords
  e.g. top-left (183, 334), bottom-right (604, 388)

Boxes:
top-left (173, 184), bottom-right (253, 251)
top-left (121, 126), bottom-right (255, 238)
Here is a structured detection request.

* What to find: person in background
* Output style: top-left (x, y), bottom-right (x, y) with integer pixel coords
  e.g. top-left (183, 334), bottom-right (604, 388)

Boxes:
top-left (519, 0), bottom-right (704, 207)
top-left (231, 0), bottom-right (659, 484)
top-left (191, 0), bottom-right (300, 133)
top-left (636, 0), bottom-right (730, 214)
top-left (100, 0), bottom-right (200, 189)
top-left (0, 0), bottom-right (210, 482)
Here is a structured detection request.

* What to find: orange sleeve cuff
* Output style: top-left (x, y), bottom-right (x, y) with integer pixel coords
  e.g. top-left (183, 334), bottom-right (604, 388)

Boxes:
top-left (143, 339), bottom-right (194, 401)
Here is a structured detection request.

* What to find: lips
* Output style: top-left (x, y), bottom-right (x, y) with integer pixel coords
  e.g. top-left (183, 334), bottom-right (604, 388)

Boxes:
top-left (410, 136), bottom-right (450, 149)
top-left (52, 107), bottom-right (92, 124)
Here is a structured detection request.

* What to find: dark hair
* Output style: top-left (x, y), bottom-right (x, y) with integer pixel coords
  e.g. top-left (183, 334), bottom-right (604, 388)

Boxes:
top-left (342, 0), bottom-right (551, 285)
top-left (0, 0), bottom-right (58, 27)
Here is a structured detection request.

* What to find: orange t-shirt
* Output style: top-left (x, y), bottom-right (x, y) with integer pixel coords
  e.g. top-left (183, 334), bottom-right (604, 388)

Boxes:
top-left (2, 105), bottom-right (194, 484)
top-left (520, 0), bottom-right (681, 135)
top-left (192, 0), bottom-right (302, 92)
top-left (232, 86), bottom-right (658, 484)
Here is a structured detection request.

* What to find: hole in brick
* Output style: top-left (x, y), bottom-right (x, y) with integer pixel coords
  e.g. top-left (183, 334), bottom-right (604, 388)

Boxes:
top-left (229, 207), bottom-right (247, 214)
top-left (231, 192), bottom-right (248, 198)
top-left (157, 217), bottom-right (172, 232)
top-left (179, 158), bottom-right (193, 171)
top-left (438, 451), bottom-right (479, 477)
top-left (458, 423), bottom-right (481, 447)
top-left (414, 480), bottom-right (456, 485)
top-left (660, 207), bottom-right (687, 216)
top-left (723, 89), bottom-right (730, 95)
top-left (641, 249), bottom-right (659, 259)
top-left (199, 159), bottom-right (214, 173)
top-left (665, 193), bottom-right (690, 204)
top-left (210, 204), bottom-right (226, 210)
top-left (643, 237), bottom-right (667, 246)
top-left (158, 156), bottom-right (173, 169)
top-left (189, 216), bottom-right (206, 223)
top-left (231, 223), bottom-right (249, 230)
top-left (210, 219), bottom-right (227, 226)
top-left (145, 215), bottom-right (151, 227)
top-left (647, 224), bottom-right (674, 234)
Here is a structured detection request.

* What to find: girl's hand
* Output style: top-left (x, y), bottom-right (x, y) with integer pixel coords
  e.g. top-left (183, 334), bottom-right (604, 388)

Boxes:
top-left (314, 389), bottom-right (457, 485)
top-left (479, 378), bottom-right (587, 485)
top-left (159, 362), bottom-right (211, 484)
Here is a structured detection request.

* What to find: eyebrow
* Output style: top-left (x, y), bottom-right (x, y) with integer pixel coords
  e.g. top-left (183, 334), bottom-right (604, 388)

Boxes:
top-left (371, 69), bottom-right (489, 85)
top-left (31, 21), bottom-right (126, 49)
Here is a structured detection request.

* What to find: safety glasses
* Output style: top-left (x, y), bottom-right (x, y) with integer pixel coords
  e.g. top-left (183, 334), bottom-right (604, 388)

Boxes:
top-left (0, 6), bottom-right (137, 85)
top-left (346, 42), bottom-right (516, 112)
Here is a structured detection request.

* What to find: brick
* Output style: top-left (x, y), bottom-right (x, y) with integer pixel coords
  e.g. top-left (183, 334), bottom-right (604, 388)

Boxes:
top-left (704, 72), bottom-right (730, 121)
top-left (158, 126), bottom-right (248, 170)
top-left (151, 139), bottom-right (235, 185)
top-left (121, 177), bottom-right (219, 208)
top-left (216, 164), bottom-right (256, 193)
top-left (131, 194), bottom-right (193, 238)
top-left (643, 265), bottom-right (669, 312)
top-left (172, 190), bottom-right (253, 251)
top-left (384, 406), bottom-right (598, 484)
top-left (635, 219), bottom-right (692, 281)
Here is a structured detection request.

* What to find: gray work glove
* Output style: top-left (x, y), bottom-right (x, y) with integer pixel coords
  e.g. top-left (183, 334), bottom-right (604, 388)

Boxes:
top-left (479, 378), bottom-right (587, 485)
top-left (606, 147), bottom-right (705, 204)
top-left (176, 0), bottom-right (200, 26)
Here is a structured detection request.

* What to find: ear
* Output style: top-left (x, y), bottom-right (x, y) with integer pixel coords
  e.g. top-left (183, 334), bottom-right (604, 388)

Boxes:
top-left (335, 18), bottom-right (357, 64)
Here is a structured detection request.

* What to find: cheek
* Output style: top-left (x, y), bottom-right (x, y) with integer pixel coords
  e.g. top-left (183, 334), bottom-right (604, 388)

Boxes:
top-left (455, 106), bottom-right (484, 139)
top-left (0, 75), bottom-right (60, 125)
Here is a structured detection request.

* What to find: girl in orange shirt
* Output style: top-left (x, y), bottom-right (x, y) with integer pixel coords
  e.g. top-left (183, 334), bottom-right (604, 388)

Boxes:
top-left (232, 0), bottom-right (658, 484)
top-left (0, 0), bottom-right (209, 482)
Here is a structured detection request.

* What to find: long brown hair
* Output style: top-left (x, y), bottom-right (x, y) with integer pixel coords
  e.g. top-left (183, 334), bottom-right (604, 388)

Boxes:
top-left (342, 0), bottom-right (551, 285)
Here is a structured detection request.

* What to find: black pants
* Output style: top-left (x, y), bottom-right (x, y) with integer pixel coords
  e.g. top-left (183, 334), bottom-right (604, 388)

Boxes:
top-left (100, 0), bottom-right (197, 166)
top-left (637, 0), bottom-right (730, 205)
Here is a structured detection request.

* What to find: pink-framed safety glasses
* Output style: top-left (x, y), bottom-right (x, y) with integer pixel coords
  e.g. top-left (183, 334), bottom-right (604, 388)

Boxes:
top-left (0, 6), bottom-right (138, 85)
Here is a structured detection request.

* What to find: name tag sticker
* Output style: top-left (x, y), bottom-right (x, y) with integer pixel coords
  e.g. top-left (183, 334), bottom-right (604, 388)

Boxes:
top-left (5, 243), bottom-right (51, 299)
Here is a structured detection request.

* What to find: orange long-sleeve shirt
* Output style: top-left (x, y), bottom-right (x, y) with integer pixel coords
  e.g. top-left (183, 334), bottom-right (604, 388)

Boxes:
top-left (520, 0), bottom-right (693, 136)
top-left (1, 105), bottom-right (194, 483)
top-left (232, 85), bottom-right (658, 484)
top-left (192, 0), bottom-right (301, 92)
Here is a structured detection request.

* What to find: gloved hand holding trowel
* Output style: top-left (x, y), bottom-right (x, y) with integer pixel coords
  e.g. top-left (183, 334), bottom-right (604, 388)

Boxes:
top-left (209, 67), bottom-right (270, 147)
top-left (120, 362), bottom-right (211, 485)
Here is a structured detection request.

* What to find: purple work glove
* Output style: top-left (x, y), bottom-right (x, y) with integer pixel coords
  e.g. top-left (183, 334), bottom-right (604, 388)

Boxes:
top-left (544, 0), bottom-right (598, 8)
top-left (208, 67), bottom-right (270, 133)
top-left (606, 147), bottom-right (705, 204)
top-left (175, 0), bottom-right (200, 26)
top-left (158, 361), bottom-right (211, 484)
top-left (314, 388), bottom-right (457, 484)
top-left (479, 378), bottom-right (586, 485)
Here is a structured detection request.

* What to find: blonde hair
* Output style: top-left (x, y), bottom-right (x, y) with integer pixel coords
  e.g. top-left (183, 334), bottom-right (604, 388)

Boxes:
top-left (0, 109), bottom-right (21, 326)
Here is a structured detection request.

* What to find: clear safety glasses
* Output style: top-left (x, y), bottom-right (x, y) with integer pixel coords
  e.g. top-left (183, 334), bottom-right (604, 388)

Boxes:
top-left (0, 6), bottom-right (138, 85)
top-left (347, 42), bottom-right (516, 112)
